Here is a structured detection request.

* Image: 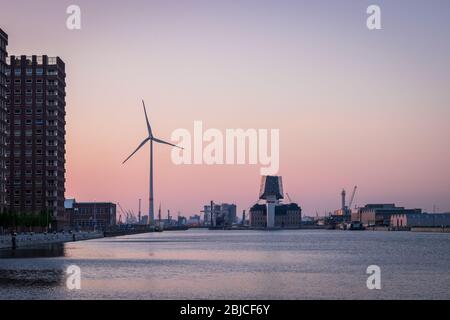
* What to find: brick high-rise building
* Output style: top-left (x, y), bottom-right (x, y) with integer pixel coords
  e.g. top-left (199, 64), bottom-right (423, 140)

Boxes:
top-left (0, 29), bottom-right (8, 211)
top-left (5, 55), bottom-right (66, 229)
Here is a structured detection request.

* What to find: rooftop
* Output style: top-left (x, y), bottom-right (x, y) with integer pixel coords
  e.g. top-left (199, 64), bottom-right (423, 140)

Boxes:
top-left (0, 28), bottom-right (7, 39)
top-left (6, 55), bottom-right (64, 67)
top-left (65, 199), bottom-right (116, 209)
top-left (75, 202), bottom-right (116, 206)
top-left (364, 204), bottom-right (397, 209)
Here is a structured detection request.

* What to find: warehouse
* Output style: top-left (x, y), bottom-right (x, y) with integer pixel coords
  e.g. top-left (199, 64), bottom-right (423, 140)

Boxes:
top-left (391, 213), bottom-right (450, 228)
top-left (352, 204), bottom-right (422, 227)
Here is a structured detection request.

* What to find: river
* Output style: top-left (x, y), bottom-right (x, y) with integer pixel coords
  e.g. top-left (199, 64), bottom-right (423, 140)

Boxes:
top-left (0, 229), bottom-right (449, 299)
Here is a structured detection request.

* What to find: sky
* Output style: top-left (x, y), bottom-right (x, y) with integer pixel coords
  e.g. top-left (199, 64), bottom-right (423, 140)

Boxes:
top-left (1, 0), bottom-right (450, 218)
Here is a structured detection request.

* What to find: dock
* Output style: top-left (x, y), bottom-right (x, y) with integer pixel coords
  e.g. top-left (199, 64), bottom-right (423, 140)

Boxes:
top-left (0, 231), bottom-right (104, 250)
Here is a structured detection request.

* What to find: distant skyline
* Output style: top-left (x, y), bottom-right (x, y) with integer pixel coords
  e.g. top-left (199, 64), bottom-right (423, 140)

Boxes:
top-left (1, 0), bottom-right (450, 216)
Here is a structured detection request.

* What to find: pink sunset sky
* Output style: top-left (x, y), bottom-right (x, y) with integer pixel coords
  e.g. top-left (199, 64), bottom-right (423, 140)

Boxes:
top-left (1, 0), bottom-right (450, 217)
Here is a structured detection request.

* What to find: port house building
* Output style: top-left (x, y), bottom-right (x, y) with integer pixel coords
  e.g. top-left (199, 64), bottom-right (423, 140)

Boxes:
top-left (351, 204), bottom-right (422, 227)
top-left (250, 203), bottom-right (301, 228)
top-left (391, 213), bottom-right (450, 228)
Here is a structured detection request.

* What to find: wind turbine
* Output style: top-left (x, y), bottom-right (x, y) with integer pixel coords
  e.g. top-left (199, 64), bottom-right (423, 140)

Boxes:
top-left (122, 100), bottom-right (183, 225)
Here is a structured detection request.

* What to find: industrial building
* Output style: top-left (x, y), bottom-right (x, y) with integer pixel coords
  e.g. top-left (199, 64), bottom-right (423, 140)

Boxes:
top-left (5, 55), bottom-right (66, 229)
top-left (352, 204), bottom-right (422, 227)
top-left (249, 176), bottom-right (302, 228)
top-left (65, 199), bottom-right (116, 231)
top-left (187, 214), bottom-right (201, 226)
top-left (203, 203), bottom-right (221, 226)
top-left (391, 213), bottom-right (450, 228)
top-left (203, 202), bottom-right (237, 227)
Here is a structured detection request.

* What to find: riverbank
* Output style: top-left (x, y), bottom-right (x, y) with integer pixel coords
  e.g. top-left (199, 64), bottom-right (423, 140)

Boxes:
top-left (2, 225), bottom-right (449, 250)
top-left (104, 229), bottom-right (157, 237)
top-left (0, 231), bottom-right (104, 249)
top-left (411, 227), bottom-right (450, 233)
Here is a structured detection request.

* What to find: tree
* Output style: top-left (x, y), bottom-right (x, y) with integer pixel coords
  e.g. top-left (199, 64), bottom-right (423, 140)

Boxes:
top-left (0, 208), bottom-right (53, 232)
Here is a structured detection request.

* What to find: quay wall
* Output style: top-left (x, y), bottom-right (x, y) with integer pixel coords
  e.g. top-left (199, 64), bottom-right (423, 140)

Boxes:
top-left (411, 227), bottom-right (450, 233)
top-left (0, 232), bottom-right (104, 249)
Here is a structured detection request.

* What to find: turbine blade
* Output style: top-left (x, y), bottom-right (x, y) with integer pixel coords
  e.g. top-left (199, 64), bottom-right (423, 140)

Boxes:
top-left (122, 137), bottom-right (150, 164)
top-left (152, 137), bottom-right (184, 150)
top-left (142, 100), bottom-right (153, 138)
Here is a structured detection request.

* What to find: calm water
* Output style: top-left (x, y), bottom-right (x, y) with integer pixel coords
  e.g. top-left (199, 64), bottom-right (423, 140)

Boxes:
top-left (0, 229), bottom-right (449, 300)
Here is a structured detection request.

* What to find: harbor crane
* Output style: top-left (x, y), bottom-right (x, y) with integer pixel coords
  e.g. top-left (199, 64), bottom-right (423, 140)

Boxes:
top-left (285, 193), bottom-right (292, 203)
top-left (117, 202), bottom-right (127, 225)
top-left (285, 192), bottom-right (297, 203)
top-left (348, 186), bottom-right (357, 210)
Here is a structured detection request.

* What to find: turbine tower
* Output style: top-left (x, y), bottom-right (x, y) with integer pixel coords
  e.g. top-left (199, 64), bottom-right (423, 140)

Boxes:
top-left (122, 100), bottom-right (182, 225)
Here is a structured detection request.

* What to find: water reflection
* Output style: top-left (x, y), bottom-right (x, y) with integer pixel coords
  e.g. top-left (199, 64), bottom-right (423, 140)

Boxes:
top-left (0, 230), bottom-right (449, 299)
top-left (0, 269), bottom-right (64, 288)
top-left (0, 243), bottom-right (66, 259)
